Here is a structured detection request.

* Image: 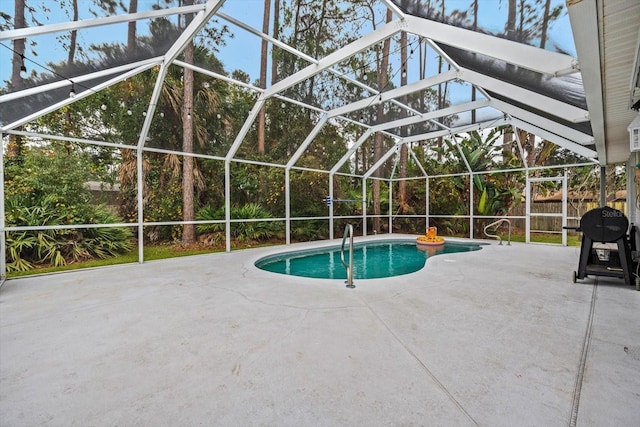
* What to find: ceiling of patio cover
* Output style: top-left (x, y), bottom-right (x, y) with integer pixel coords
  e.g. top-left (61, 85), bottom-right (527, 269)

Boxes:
top-left (391, 0), bottom-right (594, 149)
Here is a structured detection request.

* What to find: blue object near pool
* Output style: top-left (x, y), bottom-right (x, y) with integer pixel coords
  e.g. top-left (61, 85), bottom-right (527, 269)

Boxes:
top-left (255, 239), bottom-right (482, 279)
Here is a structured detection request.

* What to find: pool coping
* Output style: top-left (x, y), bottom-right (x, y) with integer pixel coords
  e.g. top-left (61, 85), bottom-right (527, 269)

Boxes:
top-left (254, 235), bottom-right (485, 280)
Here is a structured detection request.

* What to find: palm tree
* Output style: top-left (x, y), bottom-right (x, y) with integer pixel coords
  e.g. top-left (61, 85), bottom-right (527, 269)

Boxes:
top-left (161, 52), bottom-right (222, 238)
top-left (182, 0), bottom-right (197, 244)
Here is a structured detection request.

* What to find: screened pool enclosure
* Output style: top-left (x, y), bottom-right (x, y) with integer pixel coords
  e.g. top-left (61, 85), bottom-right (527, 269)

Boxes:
top-left (1, 0), bottom-right (639, 277)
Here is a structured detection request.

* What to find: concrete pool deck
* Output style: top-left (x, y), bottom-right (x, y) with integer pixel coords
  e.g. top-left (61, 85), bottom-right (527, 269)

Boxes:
top-left (1, 235), bottom-right (639, 426)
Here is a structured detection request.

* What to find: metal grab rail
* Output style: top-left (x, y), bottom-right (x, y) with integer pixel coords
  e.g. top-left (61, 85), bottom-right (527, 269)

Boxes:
top-left (340, 224), bottom-right (355, 288)
top-left (484, 218), bottom-right (511, 245)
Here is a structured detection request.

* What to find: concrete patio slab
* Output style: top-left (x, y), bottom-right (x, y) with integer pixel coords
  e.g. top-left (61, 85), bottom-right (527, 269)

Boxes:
top-left (1, 236), bottom-right (639, 426)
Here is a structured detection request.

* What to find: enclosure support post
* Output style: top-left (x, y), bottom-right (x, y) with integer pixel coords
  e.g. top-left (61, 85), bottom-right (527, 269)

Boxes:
top-left (0, 132), bottom-right (5, 283)
top-left (453, 135), bottom-right (474, 239)
top-left (285, 169), bottom-right (291, 245)
top-left (223, 99), bottom-right (264, 254)
top-left (562, 168), bottom-right (568, 246)
top-left (469, 172), bottom-right (474, 239)
top-left (136, 146), bottom-right (145, 263)
top-left (134, 51), bottom-right (172, 264)
top-left (388, 147), bottom-right (401, 236)
top-left (388, 178), bottom-right (393, 235)
top-left (362, 178), bottom-right (367, 237)
top-left (600, 165), bottom-right (606, 207)
top-left (627, 156), bottom-right (640, 227)
top-left (224, 160), bottom-right (231, 253)
top-left (425, 177), bottom-right (429, 230)
top-left (525, 171), bottom-right (531, 243)
top-left (329, 173), bottom-right (334, 240)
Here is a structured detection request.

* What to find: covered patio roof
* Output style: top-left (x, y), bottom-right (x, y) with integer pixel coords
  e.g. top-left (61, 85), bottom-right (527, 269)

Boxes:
top-left (568, 0), bottom-right (640, 164)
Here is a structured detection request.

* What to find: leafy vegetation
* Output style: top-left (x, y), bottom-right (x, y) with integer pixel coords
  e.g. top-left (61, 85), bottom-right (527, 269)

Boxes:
top-left (4, 145), bottom-right (132, 272)
top-left (2, 0), bottom-right (624, 276)
top-left (197, 203), bottom-right (284, 242)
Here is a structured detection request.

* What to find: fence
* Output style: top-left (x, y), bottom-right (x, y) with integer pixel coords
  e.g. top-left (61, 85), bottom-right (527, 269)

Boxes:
top-left (509, 201), bottom-right (627, 232)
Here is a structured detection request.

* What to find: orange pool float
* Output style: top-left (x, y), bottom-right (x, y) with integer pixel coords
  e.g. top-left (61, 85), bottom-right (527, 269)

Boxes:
top-left (416, 226), bottom-right (445, 247)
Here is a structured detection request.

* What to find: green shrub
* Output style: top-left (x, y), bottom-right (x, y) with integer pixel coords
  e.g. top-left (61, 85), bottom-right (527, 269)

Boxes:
top-left (5, 197), bottom-right (133, 272)
top-left (196, 203), bottom-right (283, 242)
top-left (291, 220), bottom-right (329, 241)
top-left (4, 144), bottom-right (134, 271)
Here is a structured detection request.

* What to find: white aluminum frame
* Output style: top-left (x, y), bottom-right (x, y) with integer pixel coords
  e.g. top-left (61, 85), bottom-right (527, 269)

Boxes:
top-left (0, 0), bottom-right (605, 279)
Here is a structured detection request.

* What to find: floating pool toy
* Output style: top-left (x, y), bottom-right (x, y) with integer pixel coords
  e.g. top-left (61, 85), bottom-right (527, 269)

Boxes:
top-left (416, 226), bottom-right (445, 247)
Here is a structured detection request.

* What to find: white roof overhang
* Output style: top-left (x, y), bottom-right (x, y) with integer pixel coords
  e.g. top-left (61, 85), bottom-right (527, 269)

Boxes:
top-left (568, 0), bottom-right (640, 164)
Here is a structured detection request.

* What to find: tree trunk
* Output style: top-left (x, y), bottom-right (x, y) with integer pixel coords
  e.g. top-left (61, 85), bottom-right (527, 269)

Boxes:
top-left (505, 0), bottom-right (517, 75)
top-left (11, 0), bottom-right (26, 89)
top-left (7, 0), bottom-right (27, 160)
top-left (182, 0), bottom-right (196, 245)
top-left (539, 0), bottom-right (551, 49)
top-left (372, 8), bottom-right (392, 233)
top-left (506, 0), bottom-right (517, 39)
top-left (518, 129), bottom-right (537, 168)
top-left (398, 30), bottom-right (408, 213)
top-left (518, 0), bottom-right (525, 39)
top-left (67, 0), bottom-right (78, 64)
top-left (64, 0), bottom-right (79, 134)
top-left (271, 0), bottom-right (280, 85)
top-left (503, 127), bottom-right (514, 160)
top-left (257, 0), bottom-right (271, 155)
top-left (128, 0), bottom-right (138, 55)
top-left (526, 133), bottom-right (536, 167)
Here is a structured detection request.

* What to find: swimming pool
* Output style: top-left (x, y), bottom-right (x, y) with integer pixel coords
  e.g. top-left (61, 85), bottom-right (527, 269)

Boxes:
top-left (255, 239), bottom-right (482, 279)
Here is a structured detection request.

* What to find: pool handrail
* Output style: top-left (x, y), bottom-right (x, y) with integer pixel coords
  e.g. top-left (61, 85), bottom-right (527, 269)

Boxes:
top-left (483, 218), bottom-right (511, 245)
top-left (341, 224), bottom-right (355, 288)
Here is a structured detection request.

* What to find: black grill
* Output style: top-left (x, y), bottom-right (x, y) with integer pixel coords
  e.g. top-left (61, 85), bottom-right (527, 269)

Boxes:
top-left (570, 206), bottom-right (633, 286)
top-left (579, 206), bottom-right (628, 243)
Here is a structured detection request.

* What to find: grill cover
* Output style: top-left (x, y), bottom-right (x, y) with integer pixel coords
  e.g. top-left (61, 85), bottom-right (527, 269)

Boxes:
top-left (580, 207), bottom-right (628, 243)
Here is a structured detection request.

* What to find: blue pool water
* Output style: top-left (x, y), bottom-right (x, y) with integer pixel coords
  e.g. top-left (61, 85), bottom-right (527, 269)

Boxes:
top-left (255, 239), bottom-right (482, 279)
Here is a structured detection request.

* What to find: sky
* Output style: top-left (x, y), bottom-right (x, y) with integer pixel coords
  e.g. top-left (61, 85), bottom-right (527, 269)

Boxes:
top-left (0, 0), bottom-right (266, 85)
